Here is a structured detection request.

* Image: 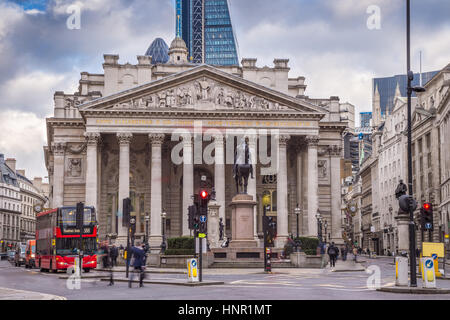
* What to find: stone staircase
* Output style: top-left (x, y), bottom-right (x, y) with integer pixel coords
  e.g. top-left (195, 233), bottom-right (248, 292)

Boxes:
top-left (210, 260), bottom-right (293, 268)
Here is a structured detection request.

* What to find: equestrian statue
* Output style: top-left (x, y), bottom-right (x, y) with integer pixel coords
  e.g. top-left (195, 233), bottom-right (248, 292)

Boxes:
top-left (233, 138), bottom-right (254, 194)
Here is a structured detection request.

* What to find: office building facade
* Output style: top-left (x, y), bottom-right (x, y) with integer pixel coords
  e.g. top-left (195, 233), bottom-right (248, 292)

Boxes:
top-left (176, 0), bottom-right (239, 66)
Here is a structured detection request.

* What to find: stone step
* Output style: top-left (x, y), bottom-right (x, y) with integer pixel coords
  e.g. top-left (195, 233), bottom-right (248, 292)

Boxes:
top-left (211, 261), bottom-right (293, 268)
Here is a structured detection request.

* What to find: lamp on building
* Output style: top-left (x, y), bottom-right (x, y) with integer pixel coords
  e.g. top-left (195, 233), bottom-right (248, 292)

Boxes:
top-left (294, 205), bottom-right (301, 238)
top-left (324, 220), bottom-right (329, 243)
top-left (315, 210), bottom-right (323, 244)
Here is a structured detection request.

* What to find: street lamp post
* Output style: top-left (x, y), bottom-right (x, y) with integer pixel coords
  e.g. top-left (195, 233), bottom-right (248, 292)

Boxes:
top-left (316, 211), bottom-right (323, 245)
top-left (324, 220), bottom-right (328, 244)
top-left (406, 0), bottom-right (426, 288)
top-left (294, 205), bottom-right (301, 239)
top-left (145, 213), bottom-right (150, 245)
top-left (161, 210), bottom-right (167, 254)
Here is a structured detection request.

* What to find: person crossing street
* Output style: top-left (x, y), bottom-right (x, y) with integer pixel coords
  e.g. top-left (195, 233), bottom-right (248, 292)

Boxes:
top-left (327, 242), bottom-right (339, 268)
top-left (128, 241), bottom-right (146, 288)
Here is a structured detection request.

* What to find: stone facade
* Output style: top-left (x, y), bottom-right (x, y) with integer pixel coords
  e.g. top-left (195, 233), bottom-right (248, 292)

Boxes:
top-left (44, 38), bottom-right (348, 251)
top-left (0, 155), bottom-right (48, 252)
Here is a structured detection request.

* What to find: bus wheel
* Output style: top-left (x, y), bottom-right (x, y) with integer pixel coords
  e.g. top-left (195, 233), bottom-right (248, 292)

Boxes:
top-left (83, 268), bottom-right (90, 273)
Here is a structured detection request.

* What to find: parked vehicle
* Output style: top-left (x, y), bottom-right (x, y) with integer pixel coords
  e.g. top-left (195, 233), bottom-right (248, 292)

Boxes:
top-left (7, 250), bottom-right (15, 263)
top-left (25, 240), bottom-right (36, 268)
top-left (0, 252), bottom-right (7, 261)
top-left (14, 243), bottom-right (26, 267)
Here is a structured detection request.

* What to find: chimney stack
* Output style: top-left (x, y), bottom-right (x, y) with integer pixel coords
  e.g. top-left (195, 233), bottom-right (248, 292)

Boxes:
top-left (5, 158), bottom-right (16, 173)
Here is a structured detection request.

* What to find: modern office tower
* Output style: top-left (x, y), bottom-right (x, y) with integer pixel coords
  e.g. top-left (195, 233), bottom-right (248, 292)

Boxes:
top-left (360, 112), bottom-right (372, 128)
top-left (372, 71), bottom-right (438, 117)
top-left (176, 0), bottom-right (239, 66)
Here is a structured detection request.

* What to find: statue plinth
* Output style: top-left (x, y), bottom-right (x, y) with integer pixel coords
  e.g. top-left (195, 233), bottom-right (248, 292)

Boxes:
top-left (229, 194), bottom-right (258, 248)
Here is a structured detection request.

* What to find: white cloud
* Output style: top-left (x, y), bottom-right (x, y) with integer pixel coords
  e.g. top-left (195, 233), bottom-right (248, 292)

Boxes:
top-left (0, 71), bottom-right (79, 116)
top-left (326, 0), bottom-right (401, 18)
top-left (0, 110), bottom-right (48, 180)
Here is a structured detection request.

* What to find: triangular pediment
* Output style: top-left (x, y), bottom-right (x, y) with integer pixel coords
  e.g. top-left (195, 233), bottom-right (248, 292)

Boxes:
top-left (79, 65), bottom-right (325, 116)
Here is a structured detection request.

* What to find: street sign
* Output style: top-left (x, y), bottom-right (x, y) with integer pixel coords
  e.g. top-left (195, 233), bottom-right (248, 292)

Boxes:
top-left (422, 242), bottom-right (445, 257)
top-left (198, 233), bottom-right (206, 238)
top-left (425, 259), bottom-right (433, 269)
top-left (432, 254), bottom-right (438, 260)
top-left (425, 222), bottom-right (432, 230)
top-left (200, 215), bottom-right (207, 223)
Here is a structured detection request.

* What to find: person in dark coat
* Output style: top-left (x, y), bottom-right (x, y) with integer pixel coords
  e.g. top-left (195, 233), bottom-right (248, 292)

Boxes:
top-left (110, 245), bottom-right (118, 268)
top-left (128, 241), bottom-right (146, 288)
top-left (100, 242), bottom-right (109, 269)
top-left (327, 242), bottom-right (338, 268)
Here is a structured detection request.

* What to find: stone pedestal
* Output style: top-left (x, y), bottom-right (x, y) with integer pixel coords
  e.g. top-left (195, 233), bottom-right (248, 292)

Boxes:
top-left (229, 194), bottom-right (258, 248)
top-left (207, 201), bottom-right (221, 248)
top-left (395, 211), bottom-right (410, 254)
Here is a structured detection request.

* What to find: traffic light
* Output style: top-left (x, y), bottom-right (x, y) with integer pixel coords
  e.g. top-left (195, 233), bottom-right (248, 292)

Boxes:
top-left (188, 205), bottom-right (198, 230)
top-left (198, 190), bottom-right (209, 234)
top-left (420, 202), bottom-right (433, 231)
top-left (122, 198), bottom-right (131, 227)
top-left (76, 202), bottom-right (84, 229)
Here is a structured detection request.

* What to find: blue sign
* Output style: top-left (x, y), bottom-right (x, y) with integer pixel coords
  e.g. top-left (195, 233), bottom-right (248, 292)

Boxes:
top-left (358, 133), bottom-right (364, 140)
top-left (191, 260), bottom-right (197, 267)
top-left (425, 259), bottom-right (434, 269)
top-left (425, 223), bottom-right (432, 230)
top-left (432, 254), bottom-right (438, 260)
top-left (200, 215), bottom-right (207, 223)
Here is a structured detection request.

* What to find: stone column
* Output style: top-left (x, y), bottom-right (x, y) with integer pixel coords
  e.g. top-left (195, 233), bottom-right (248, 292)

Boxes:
top-left (85, 132), bottom-right (101, 209)
top-left (51, 142), bottom-right (66, 208)
top-left (276, 134), bottom-right (290, 248)
top-left (214, 134), bottom-right (226, 225)
top-left (148, 134), bottom-right (165, 252)
top-left (117, 132), bottom-right (133, 238)
top-left (247, 135), bottom-right (258, 241)
top-left (296, 144), bottom-right (303, 237)
top-left (306, 136), bottom-right (319, 237)
top-left (182, 136), bottom-right (194, 236)
top-left (330, 145), bottom-right (343, 244)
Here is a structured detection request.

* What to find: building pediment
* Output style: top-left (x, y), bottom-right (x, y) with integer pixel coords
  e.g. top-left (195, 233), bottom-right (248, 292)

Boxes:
top-left (79, 65), bottom-right (325, 118)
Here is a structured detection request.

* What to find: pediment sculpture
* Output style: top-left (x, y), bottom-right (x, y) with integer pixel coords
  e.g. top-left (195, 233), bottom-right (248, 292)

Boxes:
top-left (110, 77), bottom-right (291, 112)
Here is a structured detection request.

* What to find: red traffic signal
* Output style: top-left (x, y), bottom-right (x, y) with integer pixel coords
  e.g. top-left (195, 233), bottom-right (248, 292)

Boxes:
top-left (423, 203), bottom-right (431, 210)
top-left (200, 190), bottom-right (208, 199)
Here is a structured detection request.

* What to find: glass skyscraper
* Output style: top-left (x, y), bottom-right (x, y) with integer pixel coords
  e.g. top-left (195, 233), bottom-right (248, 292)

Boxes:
top-left (372, 71), bottom-right (438, 116)
top-left (176, 0), bottom-right (239, 66)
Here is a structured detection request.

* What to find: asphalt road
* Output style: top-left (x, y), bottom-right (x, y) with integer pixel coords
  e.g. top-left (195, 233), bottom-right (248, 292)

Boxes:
top-left (1, 257), bottom-right (450, 300)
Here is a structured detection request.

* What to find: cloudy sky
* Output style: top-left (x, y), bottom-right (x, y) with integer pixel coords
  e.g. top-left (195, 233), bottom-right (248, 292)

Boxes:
top-left (0, 0), bottom-right (449, 181)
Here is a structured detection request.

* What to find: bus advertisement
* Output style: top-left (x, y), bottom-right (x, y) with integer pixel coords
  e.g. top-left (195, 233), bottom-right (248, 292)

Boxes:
top-left (36, 206), bottom-right (98, 272)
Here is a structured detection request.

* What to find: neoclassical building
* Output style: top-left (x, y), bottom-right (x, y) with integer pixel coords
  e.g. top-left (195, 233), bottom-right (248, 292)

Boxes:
top-left (44, 37), bottom-right (347, 251)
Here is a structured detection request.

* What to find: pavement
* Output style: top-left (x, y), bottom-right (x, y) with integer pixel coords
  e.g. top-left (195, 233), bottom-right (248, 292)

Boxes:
top-left (0, 287), bottom-right (66, 300)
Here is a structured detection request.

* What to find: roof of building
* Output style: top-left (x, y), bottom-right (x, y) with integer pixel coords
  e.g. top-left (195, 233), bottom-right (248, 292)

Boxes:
top-left (169, 36), bottom-right (187, 51)
top-left (145, 38), bottom-right (169, 64)
top-left (0, 154), bottom-right (19, 187)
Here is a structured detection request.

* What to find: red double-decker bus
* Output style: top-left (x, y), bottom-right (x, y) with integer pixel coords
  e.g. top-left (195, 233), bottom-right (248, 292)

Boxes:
top-left (36, 206), bottom-right (98, 273)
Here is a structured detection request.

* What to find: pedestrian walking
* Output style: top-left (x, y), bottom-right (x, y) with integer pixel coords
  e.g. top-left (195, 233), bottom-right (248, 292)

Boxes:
top-left (100, 241), bottom-right (109, 269)
top-left (107, 245), bottom-right (114, 286)
top-left (341, 246), bottom-right (347, 261)
top-left (367, 248), bottom-right (371, 258)
top-left (128, 241), bottom-right (146, 288)
top-left (110, 244), bottom-right (118, 268)
top-left (353, 246), bottom-right (358, 262)
top-left (327, 242), bottom-right (338, 268)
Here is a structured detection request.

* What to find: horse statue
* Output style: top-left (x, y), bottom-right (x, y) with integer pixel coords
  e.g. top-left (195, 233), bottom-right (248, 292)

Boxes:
top-left (233, 138), bottom-right (254, 194)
